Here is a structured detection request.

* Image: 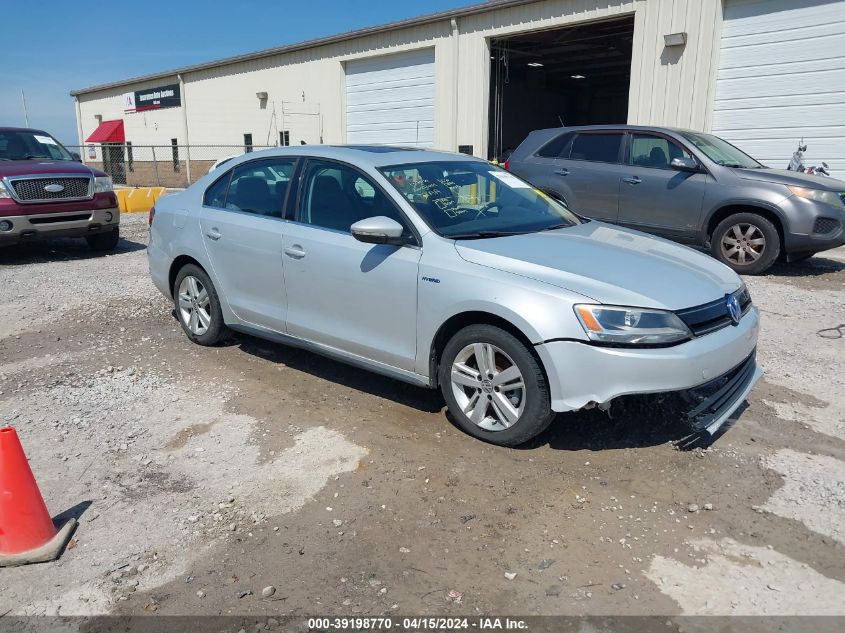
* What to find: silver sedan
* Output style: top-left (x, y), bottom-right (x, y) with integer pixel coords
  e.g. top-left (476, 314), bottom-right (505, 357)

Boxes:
top-left (148, 146), bottom-right (760, 446)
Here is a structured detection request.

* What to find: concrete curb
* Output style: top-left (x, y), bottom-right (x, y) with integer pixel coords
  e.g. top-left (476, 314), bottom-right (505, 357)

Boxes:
top-left (0, 518), bottom-right (77, 567)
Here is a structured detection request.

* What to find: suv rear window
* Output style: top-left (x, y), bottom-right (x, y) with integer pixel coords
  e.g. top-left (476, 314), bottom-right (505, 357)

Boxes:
top-left (535, 132), bottom-right (574, 158)
top-left (569, 133), bottom-right (623, 163)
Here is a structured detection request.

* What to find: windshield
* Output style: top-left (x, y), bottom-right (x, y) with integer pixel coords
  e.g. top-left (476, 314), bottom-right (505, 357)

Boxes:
top-left (379, 161), bottom-right (580, 238)
top-left (680, 131), bottom-right (762, 169)
top-left (0, 130), bottom-right (74, 162)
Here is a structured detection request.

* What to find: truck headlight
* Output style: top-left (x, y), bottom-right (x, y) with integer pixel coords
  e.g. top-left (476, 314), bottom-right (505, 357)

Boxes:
top-left (93, 176), bottom-right (113, 193)
top-left (574, 304), bottom-right (692, 346)
top-left (787, 186), bottom-right (843, 208)
top-left (0, 180), bottom-right (10, 199)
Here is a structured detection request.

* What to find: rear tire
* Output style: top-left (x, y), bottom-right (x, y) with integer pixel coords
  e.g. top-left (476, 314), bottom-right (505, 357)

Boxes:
top-left (438, 324), bottom-right (554, 446)
top-left (173, 264), bottom-right (228, 346)
top-left (711, 213), bottom-right (780, 275)
top-left (86, 227), bottom-right (119, 251)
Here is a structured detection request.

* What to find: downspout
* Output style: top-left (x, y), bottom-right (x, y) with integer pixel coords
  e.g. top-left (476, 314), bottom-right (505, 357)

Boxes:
top-left (451, 17), bottom-right (460, 151)
top-left (178, 73), bottom-right (192, 184)
top-left (73, 96), bottom-right (85, 160)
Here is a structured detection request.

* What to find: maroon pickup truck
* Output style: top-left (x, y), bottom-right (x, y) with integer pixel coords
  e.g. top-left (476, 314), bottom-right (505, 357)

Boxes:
top-left (0, 127), bottom-right (120, 250)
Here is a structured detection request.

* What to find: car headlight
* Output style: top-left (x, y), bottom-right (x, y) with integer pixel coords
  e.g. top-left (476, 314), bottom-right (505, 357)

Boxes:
top-left (574, 304), bottom-right (692, 346)
top-left (93, 176), bottom-right (113, 193)
top-left (787, 186), bottom-right (843, 208)
top-left (0, 180), bottom-right (10, 199)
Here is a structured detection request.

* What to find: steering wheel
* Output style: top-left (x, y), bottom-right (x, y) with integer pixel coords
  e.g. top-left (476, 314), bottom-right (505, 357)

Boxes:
top-left (472, 199), bottom-right (501, 219)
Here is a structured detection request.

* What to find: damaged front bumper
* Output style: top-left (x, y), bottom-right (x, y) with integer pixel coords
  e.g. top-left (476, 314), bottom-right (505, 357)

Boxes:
top-left (536, 306), bottom-right (761, 435)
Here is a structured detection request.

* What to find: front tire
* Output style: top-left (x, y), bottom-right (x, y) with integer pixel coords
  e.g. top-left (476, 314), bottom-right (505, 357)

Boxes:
top-left (438, 324), bottom-right (554, 446)
top-left (711, 213), bottom-right (780, 274)
top-left (86, 227), bottom-right (119, 251)
top-left (173, 264), bottom-right (227, 345)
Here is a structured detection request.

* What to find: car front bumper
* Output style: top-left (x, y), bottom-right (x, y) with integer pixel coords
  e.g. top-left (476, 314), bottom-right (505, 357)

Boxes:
top-left (536, 306), bottom-right (761, 433)
top-left (779, 196), bottom-right (845, 256)
top-left (0, 207), bottom-right (120, 244)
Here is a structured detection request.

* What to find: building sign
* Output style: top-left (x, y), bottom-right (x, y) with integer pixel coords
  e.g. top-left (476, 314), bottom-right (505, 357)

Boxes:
top-left (123, 83), bottom-right (181, 113)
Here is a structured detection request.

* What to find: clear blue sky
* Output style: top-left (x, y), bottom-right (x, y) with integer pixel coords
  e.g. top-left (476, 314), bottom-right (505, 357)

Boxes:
top-left (0, 0), bottom-right (480, 145)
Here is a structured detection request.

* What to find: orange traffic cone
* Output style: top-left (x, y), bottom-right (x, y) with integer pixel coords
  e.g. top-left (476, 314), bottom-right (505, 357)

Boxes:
top-left (0, 427), bottom-right (77, 567)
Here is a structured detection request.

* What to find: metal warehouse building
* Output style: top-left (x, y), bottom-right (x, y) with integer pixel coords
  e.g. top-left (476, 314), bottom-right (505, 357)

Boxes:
top-left (71, 0), bottom-right (845, 185)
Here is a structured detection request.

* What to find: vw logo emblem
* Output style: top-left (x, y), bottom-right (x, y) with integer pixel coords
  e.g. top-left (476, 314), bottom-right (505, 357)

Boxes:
top-left (44, 183), bottom-right (65, 193)
top-left (726, 294), bottom-right (741, 326)
top-left (481, 379), bottom-right (494, 393)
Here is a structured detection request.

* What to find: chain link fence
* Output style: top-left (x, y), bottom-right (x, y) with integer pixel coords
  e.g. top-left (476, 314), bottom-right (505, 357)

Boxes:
top-left (65, 144), bottom-right (275, 189)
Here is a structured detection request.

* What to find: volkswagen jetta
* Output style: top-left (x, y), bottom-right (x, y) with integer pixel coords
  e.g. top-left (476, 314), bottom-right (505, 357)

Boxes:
top-left (148, 146), bottom-right (761, 446)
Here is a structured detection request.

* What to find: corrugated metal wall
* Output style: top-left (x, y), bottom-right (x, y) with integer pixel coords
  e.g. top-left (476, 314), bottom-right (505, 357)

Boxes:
top-left (712, 0), bottom-right (845, 179)
top-left (76, 0), bottom-right (724, 158)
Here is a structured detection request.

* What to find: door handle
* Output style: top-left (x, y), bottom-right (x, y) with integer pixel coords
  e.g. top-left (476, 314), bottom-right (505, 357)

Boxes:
top-left (284, 245), bottom-right (306, 258)
top-left (554, 168), bottom-right (569, 176)
top-left (623, 176), bottom-right (642, 185)
top-left (205, 228), bottom-right (222, 240)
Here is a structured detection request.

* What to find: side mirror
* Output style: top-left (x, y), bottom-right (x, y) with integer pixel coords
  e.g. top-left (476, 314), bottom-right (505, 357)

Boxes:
top-left (351, 216), bottom-right (407, 245)
top-left (70, 152), bottom-right (82, 162)
top-left (670, 157), bottom-right (699, 173)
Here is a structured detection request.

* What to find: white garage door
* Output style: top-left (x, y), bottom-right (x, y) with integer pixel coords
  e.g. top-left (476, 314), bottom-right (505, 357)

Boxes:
top-left (712, 0), bottom-right (845, 179)
top-left (346, 49), bottom-right (435, 148)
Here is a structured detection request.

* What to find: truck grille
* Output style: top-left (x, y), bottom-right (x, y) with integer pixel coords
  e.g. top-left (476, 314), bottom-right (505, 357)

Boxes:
top-left (813, 217), bottom-right (840, 235)
top-left (9, 177), bottom-right (92, 203)
top-left (675, 286), bottom-right (752, 337)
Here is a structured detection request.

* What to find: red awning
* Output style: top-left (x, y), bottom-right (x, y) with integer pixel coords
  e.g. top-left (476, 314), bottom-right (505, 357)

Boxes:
top-left (85, 119), bottom-right (125, 143)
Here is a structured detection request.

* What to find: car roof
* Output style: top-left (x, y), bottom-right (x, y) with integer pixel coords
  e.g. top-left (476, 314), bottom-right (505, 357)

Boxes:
top-left (0, 127), bottom-right (50, 135)
top-left (528, 124), bottom-right (698, 135)
top-left (238, 145), bottom-right (481, 169)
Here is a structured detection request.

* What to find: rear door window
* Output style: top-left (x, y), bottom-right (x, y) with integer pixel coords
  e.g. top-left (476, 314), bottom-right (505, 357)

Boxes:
top-left (220, 159), bottom-right (296, 217)
top-left (569, 133), bottom-right (624, 163)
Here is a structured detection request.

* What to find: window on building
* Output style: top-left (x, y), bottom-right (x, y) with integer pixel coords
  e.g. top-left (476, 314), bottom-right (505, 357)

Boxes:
top-left (126, 141), bottom-right (134, 172)
top-left (244, 133), bottom-right (253, 153)
top-left (569, 133), bottom-right (624, 163)
top-left (171, 138), bottom-right (179, 172)
top-left (280, 130), bottom-right (290, 147)
top-left (629, 134), bottom-right (692, 169)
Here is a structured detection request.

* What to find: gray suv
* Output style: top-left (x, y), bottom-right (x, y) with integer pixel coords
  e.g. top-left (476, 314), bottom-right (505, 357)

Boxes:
top-left (507, 125), bottom-right (845, 274)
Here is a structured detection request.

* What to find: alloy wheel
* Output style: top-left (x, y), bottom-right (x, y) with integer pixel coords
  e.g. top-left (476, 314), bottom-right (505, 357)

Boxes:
top-left (177, 275), bottom-right (212, 336)
top-left (721, 223), bottom-right (766, 266)
top-left (450, 343), bottom-right (526, 431)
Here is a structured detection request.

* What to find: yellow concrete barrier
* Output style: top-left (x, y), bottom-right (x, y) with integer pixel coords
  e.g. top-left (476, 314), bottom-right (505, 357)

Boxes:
top-left (117, 187), bottom-right (168, 213)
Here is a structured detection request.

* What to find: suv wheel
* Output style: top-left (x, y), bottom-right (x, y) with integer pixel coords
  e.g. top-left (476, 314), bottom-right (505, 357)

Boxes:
top-left (86, 227), bottom-right (119, 251)
top-left (711, 213), bottom-right (780, 275)
top-left (173, 264), bottom-right (228, 345)
top-left (438, 324), bottom-right (554, 446)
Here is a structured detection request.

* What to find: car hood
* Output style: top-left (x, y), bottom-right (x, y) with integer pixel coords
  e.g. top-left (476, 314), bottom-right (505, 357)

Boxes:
top-left (454, 222), bottom-right (741, 311)
top-left (733, 167), bottom-right (845, 191)
top-left (0, 160), bottom-right (101, 178)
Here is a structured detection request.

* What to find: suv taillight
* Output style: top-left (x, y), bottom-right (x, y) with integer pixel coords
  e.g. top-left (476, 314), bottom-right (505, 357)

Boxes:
top-left (148, 206), bottom-right (155, 227)
top-left (503, 160), bottom-right (510, 171)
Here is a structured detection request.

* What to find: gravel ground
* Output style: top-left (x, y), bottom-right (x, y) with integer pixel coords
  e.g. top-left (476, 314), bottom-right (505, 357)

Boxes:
top-left (1, 213), bottom-right (843, 619)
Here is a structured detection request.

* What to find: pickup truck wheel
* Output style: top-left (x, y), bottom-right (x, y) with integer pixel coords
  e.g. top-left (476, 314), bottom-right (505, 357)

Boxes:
top-left (711, 213), bottom-right (780, 275)
top-left (86, 227), bottom-right (119, 251)
top-left (173, 264), bottom-right (227, 345)
top-left (439, 324), bottom-right (554, 446)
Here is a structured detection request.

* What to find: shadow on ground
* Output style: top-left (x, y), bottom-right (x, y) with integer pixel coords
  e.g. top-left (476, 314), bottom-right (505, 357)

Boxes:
top-left (766, 255), bottom-right (845, 278)
top-left (233, 329), bottom-right (717, 451)
top-left (0, 237), bottom-right (145, 265)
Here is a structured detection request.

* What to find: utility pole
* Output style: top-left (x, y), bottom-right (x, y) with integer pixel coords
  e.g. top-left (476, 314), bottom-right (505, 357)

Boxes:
top-left (20, 90), bottom-right (29, 127)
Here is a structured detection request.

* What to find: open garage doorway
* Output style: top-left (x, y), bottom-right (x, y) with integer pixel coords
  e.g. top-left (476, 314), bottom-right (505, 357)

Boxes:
top-left (488, 15), bottom-right (634, 161)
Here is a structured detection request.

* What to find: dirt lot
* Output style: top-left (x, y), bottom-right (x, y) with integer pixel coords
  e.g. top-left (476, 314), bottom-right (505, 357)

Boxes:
top-left (1, 213), bottom-right (844, 620)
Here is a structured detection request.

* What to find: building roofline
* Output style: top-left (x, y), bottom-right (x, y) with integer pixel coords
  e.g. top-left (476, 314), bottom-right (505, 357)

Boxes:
top-left (70, 0), bottom-right (539, 97)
